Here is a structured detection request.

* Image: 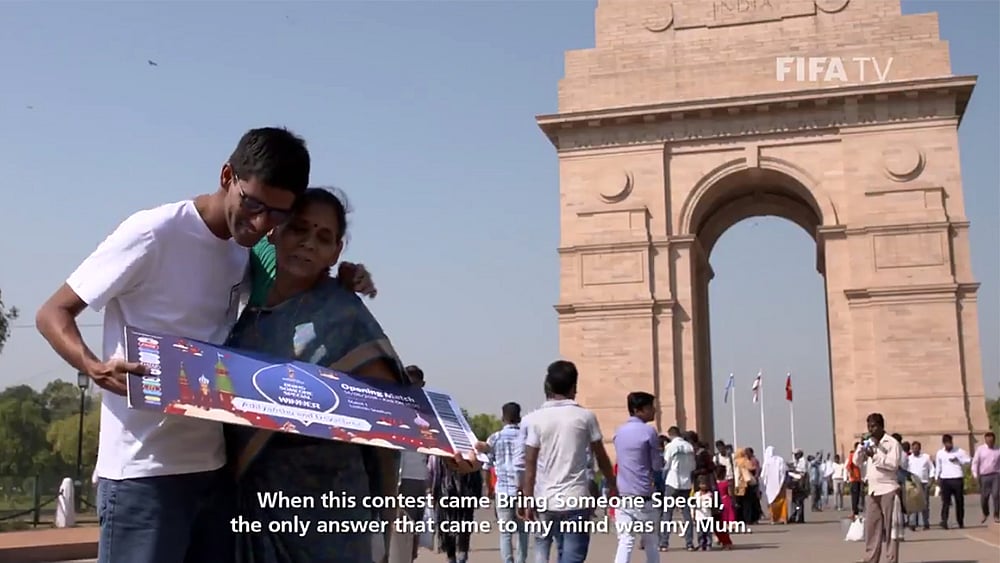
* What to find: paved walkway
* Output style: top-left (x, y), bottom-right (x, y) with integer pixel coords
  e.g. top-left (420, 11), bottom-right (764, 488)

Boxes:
top-left (37, 495), bottom-right (1000, 562)
top-left (414, 501), bottom-right (998, 563)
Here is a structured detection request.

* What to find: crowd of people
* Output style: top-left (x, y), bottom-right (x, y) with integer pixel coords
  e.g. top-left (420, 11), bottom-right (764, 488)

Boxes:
top-left (474, 374), bottom-right (1000, 563)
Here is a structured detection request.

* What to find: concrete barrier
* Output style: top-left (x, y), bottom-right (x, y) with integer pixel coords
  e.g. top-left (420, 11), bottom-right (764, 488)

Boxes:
top-left (0, 527), bottom-right (98, 563)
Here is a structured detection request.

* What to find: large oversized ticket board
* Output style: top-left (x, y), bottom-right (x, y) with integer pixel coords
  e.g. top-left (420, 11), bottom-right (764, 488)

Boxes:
top-left (124, 326), bottom-right (483, 459)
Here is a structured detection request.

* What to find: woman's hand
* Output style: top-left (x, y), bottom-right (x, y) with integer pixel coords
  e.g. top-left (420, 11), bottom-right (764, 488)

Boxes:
top-left (444, 451), bottom-right (482, 474)
top-left (337, 262), bottom-right (377, 298)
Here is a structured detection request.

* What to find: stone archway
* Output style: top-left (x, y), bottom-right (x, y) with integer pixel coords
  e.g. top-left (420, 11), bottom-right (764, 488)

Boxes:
top-left (537, 0), bottom-right (990, 454)
top-left (679, 164), bottom-right (831, 439)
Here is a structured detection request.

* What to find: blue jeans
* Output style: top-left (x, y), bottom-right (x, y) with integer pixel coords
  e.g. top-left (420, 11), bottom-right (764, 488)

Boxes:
top-left (497, 506), bottom-right (529, 563)
top-left (659, 486), bottom-right (693, 549)
top-left (97, 469), bottom-right (234, 563)
top-left (534, 509), bottom-right (591, 563)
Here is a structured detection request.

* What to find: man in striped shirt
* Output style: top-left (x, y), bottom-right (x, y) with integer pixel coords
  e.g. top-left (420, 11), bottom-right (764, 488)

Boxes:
top-left (476, 403), bottom-right (528, 563)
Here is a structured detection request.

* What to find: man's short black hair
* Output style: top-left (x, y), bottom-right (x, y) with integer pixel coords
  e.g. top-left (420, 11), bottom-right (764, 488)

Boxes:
top-left (942, 433), bottom-right (953, 442)
top-left (545, 360), bottom-right (578, 396)
top-left (501, 402), bottom-right (521, 423)
top-left (229, 127), bottom-right (310, 194)
top-left (866, 412), bottom-right (885, 427)
top-left (667, 426), bottom-right (680, 437)
top-left (626, 392), bottom-right (655, 415)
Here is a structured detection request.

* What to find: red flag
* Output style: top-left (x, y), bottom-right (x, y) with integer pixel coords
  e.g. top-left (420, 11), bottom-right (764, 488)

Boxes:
top-left (785, 374), bottom-right (793, 402)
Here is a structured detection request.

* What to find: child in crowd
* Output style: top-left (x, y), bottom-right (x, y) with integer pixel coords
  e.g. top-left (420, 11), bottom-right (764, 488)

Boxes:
top-left (714, 464), bottom-right (735, 550)
top-left (693, 476), bottom-right (716, 551)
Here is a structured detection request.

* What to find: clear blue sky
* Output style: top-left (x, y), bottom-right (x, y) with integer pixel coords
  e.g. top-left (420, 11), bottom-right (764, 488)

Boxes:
top-left (1, 1), bottom-right (996, 458)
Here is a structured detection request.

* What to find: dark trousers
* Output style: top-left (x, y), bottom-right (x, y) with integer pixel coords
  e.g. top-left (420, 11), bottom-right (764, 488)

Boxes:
top-left (850, 481), bottom-right (863, 516)
top-left (442, 532), bottom-right (471, 561)
top-left (791, 486), bottom-right (807, 523)
top-left (738, 484), bottom-right (761, 524)
top-left (939, 477), bottom-right (965, 527)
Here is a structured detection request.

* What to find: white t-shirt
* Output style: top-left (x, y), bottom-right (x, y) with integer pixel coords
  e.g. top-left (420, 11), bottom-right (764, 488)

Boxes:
top-left (934, 447), bottom-right (971, 480)
top-left (69, 200), bottom-right (249, 480)
top-left (822, 460), bottom-right (835, 478)
top-left (907, 453), bottom-right (933, 482)
top-left (831, 462), bottom-right (847, 481)
top-left (715, 453), bottom-right (735, 480)
top-left (692, 490), bottom-right (715, 522)
top-left (523, 399), bottom-right (602, 512)
top-left (664, 437), bottom-right (695, 490)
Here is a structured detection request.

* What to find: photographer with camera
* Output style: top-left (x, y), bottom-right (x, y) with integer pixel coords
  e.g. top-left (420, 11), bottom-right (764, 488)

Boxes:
top-left (855, 413), bottom-right (903, 563)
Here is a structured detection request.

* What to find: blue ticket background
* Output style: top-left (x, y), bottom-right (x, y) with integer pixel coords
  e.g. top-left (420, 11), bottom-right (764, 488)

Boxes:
top-left (124, 325), bottom-right (480, 458)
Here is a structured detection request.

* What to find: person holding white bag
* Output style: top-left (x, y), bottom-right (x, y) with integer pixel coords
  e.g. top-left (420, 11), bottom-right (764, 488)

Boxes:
top-left (856, 413), bottom-right (902, 563)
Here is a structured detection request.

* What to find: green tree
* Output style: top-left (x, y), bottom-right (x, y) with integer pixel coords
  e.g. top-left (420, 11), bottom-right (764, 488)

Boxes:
top-left (0, 395), bottom-right (54, 476)
top-left (0, 289), bottom-right (18, 355)
top-left (987, 383), bottom-right (999, 435)
top-left (0, 383), bottom-right (100, 481)
top-left (0, 385), bottom-right (40, 405)
top-left (468, 412), bottom-right (504, 440)
top-left (46, 407), bottom-right (100, 479)
top-left (40, 380), bottom-right (94, 421)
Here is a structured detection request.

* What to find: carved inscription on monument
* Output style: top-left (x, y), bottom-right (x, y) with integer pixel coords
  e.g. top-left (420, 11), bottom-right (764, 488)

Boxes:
top-left (713, 0), bottom-right (773, 20)
top-left (672, 0), bottom-right (815, 30)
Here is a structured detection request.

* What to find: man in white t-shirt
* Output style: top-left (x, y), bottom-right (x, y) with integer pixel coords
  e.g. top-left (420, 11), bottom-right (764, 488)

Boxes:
top-left (934, 433), bottom-right (972, 529)
top-left (660, 425), bottom-right (696, 550)
top-left (906, 441), bottom-right (933, 530)
top-left (831, 454), bottom-right (847, 511)
top-left (821, 453), bottom-right (835, 509)
top-left (521, 360), bottom-right (615, 563)
top-left (35, 128), bottom-right (376, 563)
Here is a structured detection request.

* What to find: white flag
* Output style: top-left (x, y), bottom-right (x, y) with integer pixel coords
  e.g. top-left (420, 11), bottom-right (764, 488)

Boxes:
top-left (751, 372), bottom-right (762, 403)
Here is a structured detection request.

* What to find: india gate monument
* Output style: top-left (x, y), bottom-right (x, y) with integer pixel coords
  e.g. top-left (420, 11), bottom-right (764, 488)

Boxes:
top-left (536, 0), bottom-right (990, 454)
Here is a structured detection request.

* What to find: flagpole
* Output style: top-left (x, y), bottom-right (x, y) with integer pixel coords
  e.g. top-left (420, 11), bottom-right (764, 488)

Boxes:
top-left (730, 373), bottom-right (738, 448)
top-left (788, 372), bottom-right (796, 452)
top-left (758, 370), bottom-right (767, 451)
top-left (790, 399), bottom-right (796, 452)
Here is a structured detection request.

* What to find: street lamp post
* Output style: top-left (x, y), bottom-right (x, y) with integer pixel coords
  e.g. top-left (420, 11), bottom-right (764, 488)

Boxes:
top-left (75, 371), bottom-right (90, 512)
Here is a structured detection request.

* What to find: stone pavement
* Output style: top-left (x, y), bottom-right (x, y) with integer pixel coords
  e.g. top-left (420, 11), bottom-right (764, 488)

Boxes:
top-left (40, 495), bottom-right (1000, 563)
top-left (411, 502), bottom-right (997, 563)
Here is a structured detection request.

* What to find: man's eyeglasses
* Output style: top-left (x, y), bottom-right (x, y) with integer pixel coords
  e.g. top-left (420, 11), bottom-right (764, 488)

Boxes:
top-left (234, 175), bottom-right (293, 224)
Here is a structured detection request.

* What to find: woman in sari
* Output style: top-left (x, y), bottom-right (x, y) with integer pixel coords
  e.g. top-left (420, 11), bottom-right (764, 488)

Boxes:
top-left (733, 448), bottom-right (751, 521)
top-left (224, 187), bottom-right (405, 563)
top-left (225, 188), bottom-right (479, 562)
top-left (760, 446), bottom-right (789, 524)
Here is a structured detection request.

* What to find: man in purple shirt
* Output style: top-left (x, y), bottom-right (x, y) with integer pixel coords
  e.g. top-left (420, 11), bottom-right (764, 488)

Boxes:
top-left (971, 431), bottom-right (1000, 524)
top-left (612, 392), bottom-right (663, 563)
